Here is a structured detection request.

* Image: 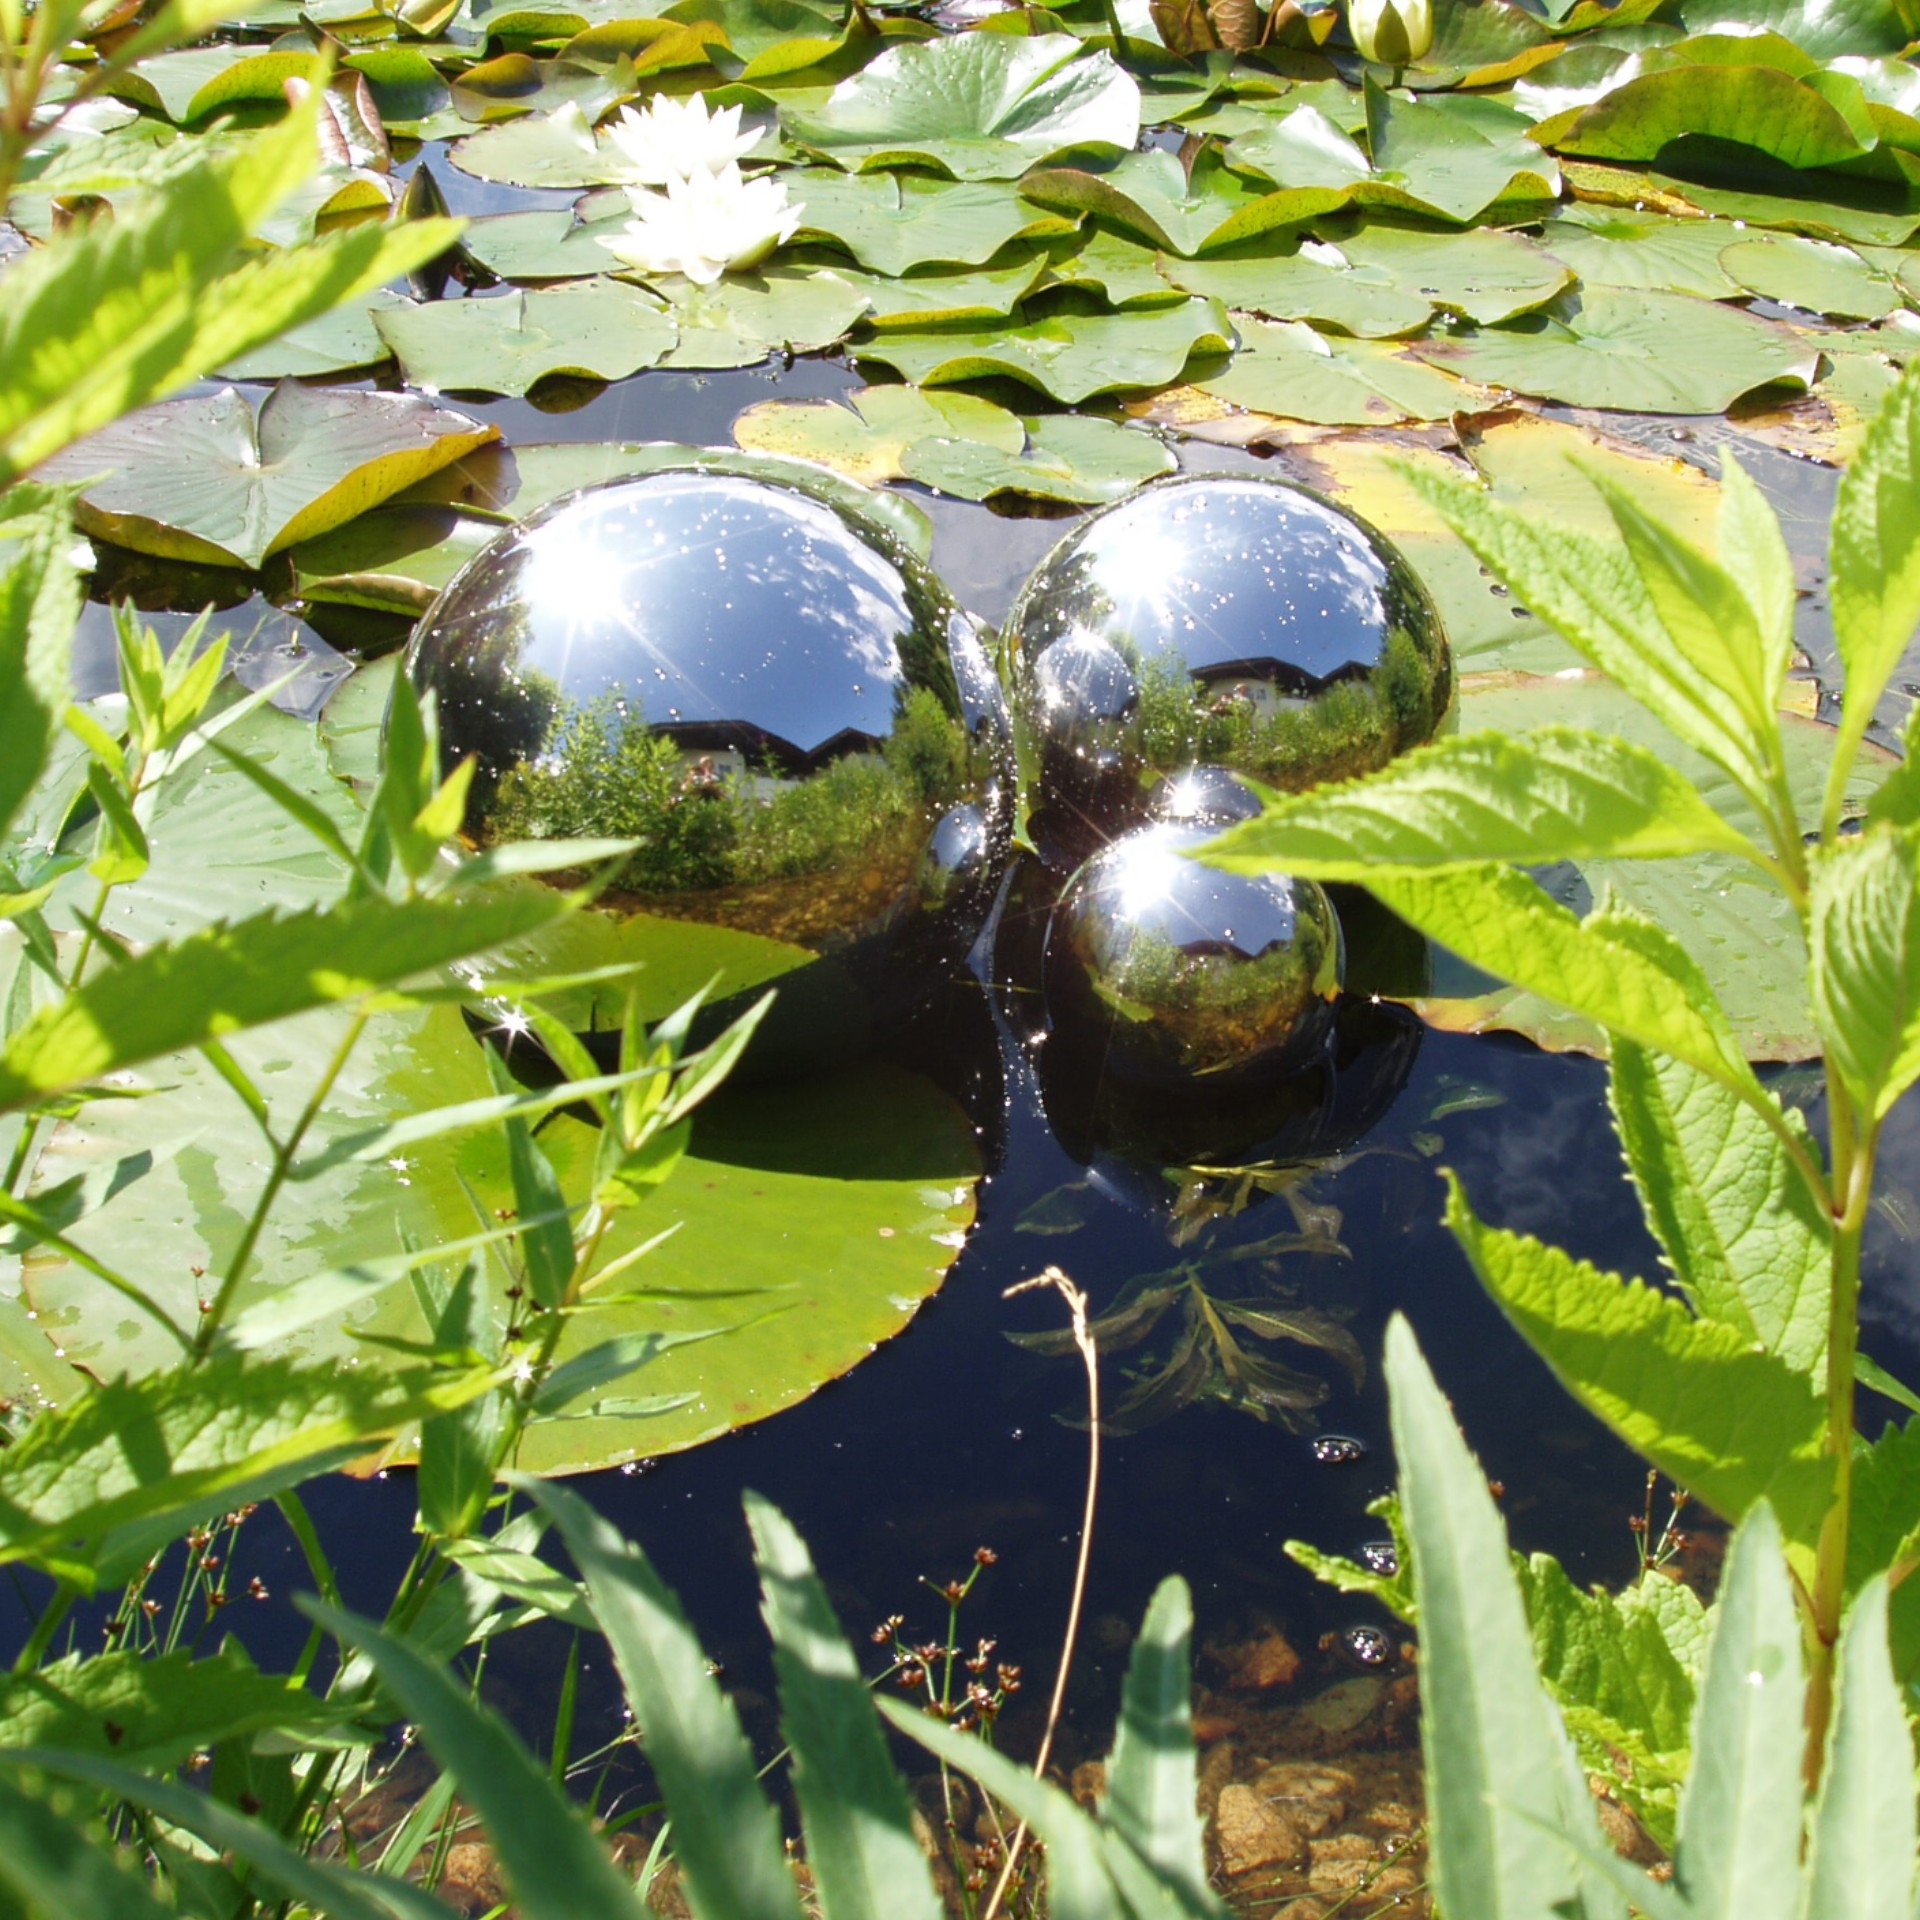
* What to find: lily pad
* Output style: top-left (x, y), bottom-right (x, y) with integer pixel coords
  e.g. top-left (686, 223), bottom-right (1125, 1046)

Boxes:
top-left (449, 110), bottom-right (645, 189)
top-left (1655, 173), bottom-right (1920, 246)
top-left (786, 166), bottom-right (1077, 271)
top-left (36, 385), bottom-right (497, 570)
top-left (1412, 671), bottom-right (1895, 1060)
top-left (216, 295), bottom-right (400, 379)
top-left (1019, 146), bottom-right (1322, 256)
top-left (647, 265), bottom-right (868, 367)
top-left (1196, 317), bottom-right (1477, 424)
top-left (1362, 82), bottom-right (1563, 225)
top-left (459, 206), bottom-right (633, 280)
top-left (1535, 200), bottom-right (1743, 296)
top-left (1413, 285), bottom-right (1819, 413)
top-left (1719, 231), bottom-right (1905, 316)
top-left (853, 294), bottom-right (1232, 400)
top-left (373, 282), bottom-right (677, 396)
top-left (820, 252), bottom-right (1051, 327)
top-left (1667, 0), bottom-right (1912, 59)
top-left (1041, 226), bottom-right (1187, 307)
top-left (733, 384), bottom-right (1174, 499)
top-left (1333, 222), bottom-right (1574, 324)
top-left (782, 32), bottom-right (1141, 179)
top-left (1165, 239), bottom-right (1437, 337)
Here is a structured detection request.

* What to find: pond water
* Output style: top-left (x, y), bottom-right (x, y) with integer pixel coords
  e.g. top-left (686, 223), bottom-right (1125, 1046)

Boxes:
top-left (29, 142), bottom-right (1920, 1917)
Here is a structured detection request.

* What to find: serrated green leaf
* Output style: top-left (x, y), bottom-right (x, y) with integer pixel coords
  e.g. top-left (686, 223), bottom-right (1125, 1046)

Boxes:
top-left (1672, 1503), bottom-right (1803, 1920)
top-left (1608, 1042), bottom-right (1830, 1374)
top-left (1204, 725), bottom-right (1757, 878)
top-left (0, 886), bottom-right (569, 1112)
top-left (1444, 1175), bottom-right (1832, 1547)
top-left (1809, 823), bottom-right (1920, 1122)
top-left (747, 1493), bottom-right (941, 1920)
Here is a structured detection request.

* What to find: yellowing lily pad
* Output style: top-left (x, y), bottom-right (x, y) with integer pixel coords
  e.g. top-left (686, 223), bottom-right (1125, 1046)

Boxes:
top-left (1197, 317), bottom-right (1478, 424)
top-left (37, 384), bottom-right (497, 570)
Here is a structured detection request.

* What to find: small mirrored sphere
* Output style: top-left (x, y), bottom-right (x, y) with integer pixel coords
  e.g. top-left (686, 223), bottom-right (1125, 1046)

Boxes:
top-left (1312, 1434), bottom-right (1369, 1467)
top-left (404, 470), bottom-right (1012, 1070)
top-left (1043, 822), bottom-right (1342, 1084)
top-left (1356, 1540), bottom-right (1399, 1577)
top-left (1006, 474), bottom-right (1451, 859)
top-left (1340, 1624), bottom-right (1393, 1668)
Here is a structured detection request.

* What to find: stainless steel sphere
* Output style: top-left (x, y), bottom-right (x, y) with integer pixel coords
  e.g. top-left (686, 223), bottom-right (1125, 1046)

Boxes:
top-left (403, 468), bottom-right (1012, 1070)
top-left (1042, 821), bottom-right (1343, 1084)
top-left (1006, 474), bottom-right (1450, 858)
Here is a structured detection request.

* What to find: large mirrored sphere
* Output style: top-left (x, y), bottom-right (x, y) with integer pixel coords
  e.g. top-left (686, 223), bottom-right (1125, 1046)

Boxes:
top-left (405, 469), bottom-right (1012, 1071)
top-left (1006, 474), bottom-right (1450, 859)
top-left (1043, 822), bottom-right (1343, 1084)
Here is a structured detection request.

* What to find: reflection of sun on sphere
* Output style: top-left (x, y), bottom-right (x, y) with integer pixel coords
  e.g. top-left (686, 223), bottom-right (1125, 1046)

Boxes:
top-left (1043, 822), bottom-right (1344, 1085)
top-left (403, 469), bottom-right (1012, 1069)
top-left (1006, 474), bottom-right (1451, 859)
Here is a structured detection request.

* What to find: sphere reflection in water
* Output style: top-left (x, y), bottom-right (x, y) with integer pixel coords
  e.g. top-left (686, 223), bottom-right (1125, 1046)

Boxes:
top-left (1043, 821), bottom-right (1342, 1085)
top-left (1006, 474), bottom-right (1450, 857)
top-left (405, 470), bottom-right (1012, 1069)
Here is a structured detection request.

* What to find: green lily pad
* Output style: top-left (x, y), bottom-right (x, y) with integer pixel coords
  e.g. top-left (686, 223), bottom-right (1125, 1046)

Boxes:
top-left (372, 282), bottom-right (677, 396)
top-left (1412, 671), bottom-right (1896, 1060)
top-left (1533, 63), bottom-right (1877, 170)
top-left (291, 440), bottom-right (936, 611)
top-left (646, 265), bottom-right (869, 368)
top-left (660, 0), bottom-right (863, 79)
top-left (1668, 0), bottom-right (1912, 59)
top-left (216, 293), bottom-right (403, 380)
top-left (36, 385), bottom-right (497, 570)
top-left (1165, 238), bottom-right (1436, 337)
top-left (782, 32), bottom-right (1140, 179)
top-left (459, 207), bottom-right (633, 280)
top-left (814, 252), bottom-right (1051, 327)
top-left (733, 383), bottom-right (1174, 500)
top-left (103, 44), bottom-right (260, 121)
top-left (1362, 82), bottom-right (1562, 225)
top-left (1536, 200), bottom-right (1743, 296)
top-left (1335, 222), bottom-right (1573, 324)
top-left (1041, 226), bottom-right (1187, 307)
top-left (1019, 146), bottom-right (1322, 256)
top-left (449, 110), bottom-right (643, 188)
top-left (901, 412), bottom-right (1175, 503)
top-left (449, 52), bottom-right (640, 125)
top-left (1654, 173), bottom-right (1920, 246)
top-left (786, 166), bottom-right (1076, 271)
top-left (1413, 285), bottom-right (1819, 413)
top-left (1719, 231), bottom-right (1905, 317)
top-left (1196, 317), bottom-right (1475, 424)
top-left (853, 294), bottom-right (1231, 400)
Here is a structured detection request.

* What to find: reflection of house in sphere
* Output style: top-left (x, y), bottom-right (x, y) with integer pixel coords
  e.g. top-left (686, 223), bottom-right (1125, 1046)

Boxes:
top-left (403, 470), bottom-right (1012, 1072)
top-left (1044, 821), bottom-right (1343, 1085)
top-left (1005, 475), bottom-right (1451, 862)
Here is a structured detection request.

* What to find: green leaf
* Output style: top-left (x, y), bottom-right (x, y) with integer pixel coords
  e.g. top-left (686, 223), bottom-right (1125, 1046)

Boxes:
top-left (1018, 147), bottom-right (1316, 256)
top-left (1383, 1315), bottom-right (1623, 1920)
top-left (0, 887), bottom-right (569, 1112)
top-left (818, 254), bottom-right (1050, 330)
top-left (417, 1267), bottom-right (509, 1540)
top-left (1608, 1042), bottom-right (1829, 1374)
top-left (734, 382), bottom-right (1026, 483)
top-left (0, 1355), bottom-right (493, 1581)
top-left (1414, 287), bottom-right (1818, 415)
top-left (1284, 1494), bottom-right (1417, 1624)
top-left (1721, 232), bottom-right (1904, 319)
top-left (1830, 359), bottom-right (1920, 810)
top-left (38, 383), bottom-right (497, 571)
top-left (0, 489), bottom-right (80, 847)
top-left (1099, 1575), bottom-right (1210, 1912)
top-left (1806, 1579), bottom-right (1915, 1920)
top-left (901, 413), bottom-right (1176, 504)
top-left (1671, 1503), bottom-right (1804, 1920)
top-left (746, 1493), bottom-right (941, 1920)
top-left (523, 1478), bottom-right (802, 1920)
top-left (855, 296), bottom-right (1231, 402)
top-left (1363, 81), bottom-right (1562, 224)
top-left (1808, 823), bottom-right (1920, 1122)
top-left (487, 1049), bottom-right (575, 1310)
top-left (1204, 725), bottom-right (1757, 878)
top-left (373, 282), bottom-right (677, 397)
top-left (655, 266), bottom-right (869, 371)
top-left (1516, 1554), bottom-right (1697, 1848)
top-left (783, 33), bottom-right (1140, 180)
top-left (0, 1774), bottom-right (178, 1920)
top-left (0, 96), bottom-right (463, 483)
top-left (1334, 223), bottom-right (1573, 325)
top-left (1194, 317), bottom-right (1473, 425)
top-left (790, 167), bottom-right (1076, 272)
top-left (1538, 202), bottom-right (1743, 297)
top-left (0, 1643), bottom-right (346, 1772)
top-left (305, 1598), bottom-right (645, 1920)
top-left (1443, 1175), bottom-right (1832, 1546)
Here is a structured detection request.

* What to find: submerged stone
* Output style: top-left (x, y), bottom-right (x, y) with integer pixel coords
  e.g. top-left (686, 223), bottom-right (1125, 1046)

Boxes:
top-left (1005, 473), bottom-right (1450, 861)
top-left (1042, 820), bottom-right (1343, 1085)
top-left (404, 468), bottom-right (1012, 1071)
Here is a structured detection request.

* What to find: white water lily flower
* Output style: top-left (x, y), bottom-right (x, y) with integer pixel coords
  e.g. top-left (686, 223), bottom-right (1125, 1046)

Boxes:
top-left (604, 93), bottom-right (761, 186)
top-left (600, 163), bottom-right (803, 284)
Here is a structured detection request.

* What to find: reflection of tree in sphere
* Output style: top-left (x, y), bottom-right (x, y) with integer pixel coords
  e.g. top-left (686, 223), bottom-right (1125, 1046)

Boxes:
top-left (1006, 474), bottom-right (1451, 861)
top-left (1043, 821), bottom-right (1343, 1085)
top-left (401, 469), bottom-right (1013, 1071)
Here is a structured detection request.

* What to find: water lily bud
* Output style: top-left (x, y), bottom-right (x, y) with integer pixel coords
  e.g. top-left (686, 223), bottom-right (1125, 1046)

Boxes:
top-left (1347, 0), bottom-right (1432, 64)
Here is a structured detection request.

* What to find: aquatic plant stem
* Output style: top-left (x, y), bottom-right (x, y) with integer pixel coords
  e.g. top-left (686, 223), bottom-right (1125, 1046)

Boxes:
top-left (985, 1267), bottom-right (1100, 1920)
